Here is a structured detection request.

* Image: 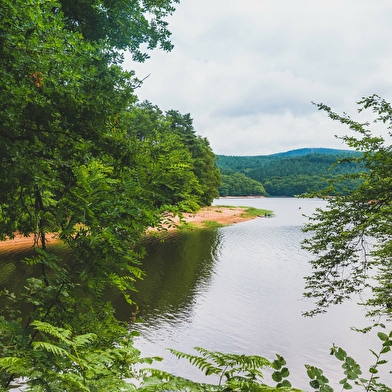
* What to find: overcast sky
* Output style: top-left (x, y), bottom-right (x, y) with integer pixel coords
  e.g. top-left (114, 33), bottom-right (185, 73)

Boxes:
top-left (124, 0), bottom-right (392, 156)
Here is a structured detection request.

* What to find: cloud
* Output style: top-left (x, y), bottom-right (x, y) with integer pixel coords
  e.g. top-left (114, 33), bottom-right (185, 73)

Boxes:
top-left (125, 0), bottom-right (392, 155)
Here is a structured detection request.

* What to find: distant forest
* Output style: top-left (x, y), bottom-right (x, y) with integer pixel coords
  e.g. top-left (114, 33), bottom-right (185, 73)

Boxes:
top-left (216, 148), bottom-right (363, 197)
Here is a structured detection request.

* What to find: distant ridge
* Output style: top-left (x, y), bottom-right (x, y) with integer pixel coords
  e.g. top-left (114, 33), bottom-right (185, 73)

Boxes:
top-left (269, 148), bottom-right (356, 158)
top-left (218, 148), bottom-right (357, 159)
top-left (216, 147), bottom-right (362, 197)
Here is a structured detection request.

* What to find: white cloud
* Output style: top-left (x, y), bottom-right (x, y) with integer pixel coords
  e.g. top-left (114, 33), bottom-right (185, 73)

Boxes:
top-left (125, 0), bottom-right (392, 155)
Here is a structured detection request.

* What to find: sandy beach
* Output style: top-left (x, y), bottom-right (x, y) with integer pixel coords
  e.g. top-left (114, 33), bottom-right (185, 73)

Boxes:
top-left (0, 206), bottom-right (257, 248)
top-left (158, 205), bottom-right (256, 230)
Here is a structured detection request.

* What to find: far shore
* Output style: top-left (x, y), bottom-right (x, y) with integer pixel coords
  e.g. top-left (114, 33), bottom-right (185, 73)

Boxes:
top-left (150, 205), bottom-right (263, 232)
top-left (0, 205), bottom-right (265, 248)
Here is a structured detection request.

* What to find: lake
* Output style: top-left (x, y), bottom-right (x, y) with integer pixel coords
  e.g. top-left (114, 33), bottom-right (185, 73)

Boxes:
top-left (127, 197), bottom-right (388, 390)
top-left (0, 197), bottom-right (388, 390)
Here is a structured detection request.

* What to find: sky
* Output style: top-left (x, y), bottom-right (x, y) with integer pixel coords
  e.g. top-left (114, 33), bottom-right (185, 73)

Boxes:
top-left (124, 0), bottom-right (392, 156)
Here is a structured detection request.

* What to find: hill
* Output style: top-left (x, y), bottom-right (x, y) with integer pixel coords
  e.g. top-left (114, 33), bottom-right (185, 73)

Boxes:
top-left (216, 148), bottom-right (363, 197)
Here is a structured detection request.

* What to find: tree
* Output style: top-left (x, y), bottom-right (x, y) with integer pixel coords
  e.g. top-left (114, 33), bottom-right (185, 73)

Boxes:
top-left (120, 102), bottom-right (203, 211)
top-left (219, 173), bottom-right (267, 197)
top-left (166, 110), bottom-right (222, 205)
top-left (0, 0), bottom-right (189, 389)
top-left (302, 95), bottom-right (392, 318)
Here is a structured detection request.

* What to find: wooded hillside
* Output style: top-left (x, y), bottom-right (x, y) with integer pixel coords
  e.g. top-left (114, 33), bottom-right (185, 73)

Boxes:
top-left (217, 148), bottom-right (363, 197)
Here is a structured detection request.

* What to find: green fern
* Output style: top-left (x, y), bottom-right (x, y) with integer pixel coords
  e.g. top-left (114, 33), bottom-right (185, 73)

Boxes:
top-left (32, 341), bottom-right (70, 357)
top-left (163, 347), bottom-right (298, 391)
top-left (139, 368), bottom-right (216, 391)
top-left (30, 320), bottom-right (73, 342)
top-left (0, 357), bottom-right (28, 373)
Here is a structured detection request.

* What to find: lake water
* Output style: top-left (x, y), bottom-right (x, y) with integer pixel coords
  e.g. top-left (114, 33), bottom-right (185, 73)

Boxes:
top-left (0, 197), bottom-right (389, 390)
top-left (128, 197), bottom-right (389, 390)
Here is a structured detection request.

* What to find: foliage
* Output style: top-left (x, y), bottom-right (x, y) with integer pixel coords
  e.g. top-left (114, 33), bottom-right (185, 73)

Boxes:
top-left (3, 0), bottom-right (392, 389)
top-left (166, 110), bottom-right (222, 205)
top-left (0, 0), bottom-right (212, 389)
top-left (119, 102), bottom-right (204, 212)
top-left (200, 220), bottom-right (225, 228)
top-left (240, 207), bottom-right (273, 218)
top-left (130, 326), bottom-right (392, 392)
top-left (219, 173), bottom-right (267, 197)
top-left (301, 95), bottom-right (392, 317)
top-left (58, 0), bottom-right (179, 59)
top-left (217, 150), bottom-right (362, 197)
top-left (304, 326), bottom-right (392, 392)
top-left (139, 347), bottom-right (297, 391)
top-left (0, 319), bottom-right (151, 391)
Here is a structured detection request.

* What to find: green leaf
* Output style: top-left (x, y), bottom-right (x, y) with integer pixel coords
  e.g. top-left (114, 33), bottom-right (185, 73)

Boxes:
top-left (281, 367), bottom-right (290, 377)
top-left (306, 366), bottom-right (316, 379)
top-left (334, 347), bottom-right (347, 361)
top-left (377, 332), bottom-right (389, 341)
top-left (32, 341), bottom-right (69, 357)
top-left (279, 379), bottom-right (292, 388)
top-left (346, 370), bottom-right (358, 380)
top-left (380, 346), bottom-right (391, 354)
top-left (369, 366), bottom-right (378, 374)
top-left (271, 371), bottom-right (283, 382)
top-left (272, 359), bottom-right (282, 370)
top-left (310, 379), bottom-right (320, 389)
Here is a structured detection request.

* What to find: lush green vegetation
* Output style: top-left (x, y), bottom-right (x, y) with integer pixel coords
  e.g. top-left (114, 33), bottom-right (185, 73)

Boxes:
top-left (0, 0), bottom-right (222, 390)
top-left (241, 206), bottom-right (273, 218)
top-left (217, 148), bottom-right (363, 197)
top-left (219, 173), bottom-right (267, 196)
top-left (151, 96), bottom-right (392, 391)
top-left (1, 0), bottom-right (392, 389)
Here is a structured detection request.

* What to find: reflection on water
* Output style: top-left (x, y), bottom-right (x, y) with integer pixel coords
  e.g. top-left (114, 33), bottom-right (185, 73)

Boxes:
top-left (133, 230), bottom-right (223, 325)
top-left (0, 198), bottom-right (390, 390)
top-left (0, 241), bottom-right (69, 292)
top-left (130, 198), bottom-right (391, 389)
top-left (0, 244), bottom-right (37, 288)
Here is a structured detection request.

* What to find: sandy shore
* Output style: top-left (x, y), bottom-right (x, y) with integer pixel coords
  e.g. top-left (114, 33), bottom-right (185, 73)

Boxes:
top-left (0, 233), bottom-right (60, 248)
top-left (158, 206), bottom-right (256, 230)
top-left (0, 206), bottom-right (258, 248)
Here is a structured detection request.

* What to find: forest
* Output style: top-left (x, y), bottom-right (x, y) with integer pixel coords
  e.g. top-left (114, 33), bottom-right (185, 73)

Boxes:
top-left (217, 148), bottom-right (363, 197)
top-left (2, 0), bottom-right (392, 390)
top-left (0, 1), bottom-right (225, 390)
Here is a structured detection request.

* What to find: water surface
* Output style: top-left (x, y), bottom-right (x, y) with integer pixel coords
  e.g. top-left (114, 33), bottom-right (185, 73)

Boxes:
top-left (131, 198), bottom-right (388, 389)
top-left (0, 198), bottom-right (388, 390)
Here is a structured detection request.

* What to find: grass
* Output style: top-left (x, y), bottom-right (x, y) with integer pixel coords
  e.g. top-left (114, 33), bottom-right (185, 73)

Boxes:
top-left (148, 205), bottom-right (274, 235)
top-left (178, 222), bottom-right (198, 231)
top-left (214, 205), bottom-right (272, 218)
top-left (240, 206), bottom-right (273, 218)
top-left (202, 220), bottom-right (225, 228)
top-left (178, 220), bottom-right (225, 230)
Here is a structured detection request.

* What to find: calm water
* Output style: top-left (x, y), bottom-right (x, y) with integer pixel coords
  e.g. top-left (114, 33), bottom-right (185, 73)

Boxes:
top-left (0, 198), bottom-right (390, 390)
top-left (129, 198), bottom-right (389, 390)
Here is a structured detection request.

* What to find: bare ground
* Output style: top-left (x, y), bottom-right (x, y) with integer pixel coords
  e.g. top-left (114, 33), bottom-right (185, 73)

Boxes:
top-left (0, 207), bottom-right (257, 248)
top-left (152, 206), bottom-right (257, 231)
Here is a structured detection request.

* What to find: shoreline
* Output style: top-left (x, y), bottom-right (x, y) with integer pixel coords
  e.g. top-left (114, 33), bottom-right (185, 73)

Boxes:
top-left (0, 206), bottom-right (260, 248)
top-left (151, 205), bottom-right (259, 232)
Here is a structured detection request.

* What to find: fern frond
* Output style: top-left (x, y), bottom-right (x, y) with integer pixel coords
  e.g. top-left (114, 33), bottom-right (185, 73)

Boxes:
top-left (55, 371), bottom-right (91, 392)
top-left (168, 348), bottom-right (222, 376)
top-left (140, 368), bottom-right (216, 391)
top-left (32, 341), bottom-right (69, 357)
top-left (0, 357), bottom-right (28, 373)
top-left (30, 320), bottom-right (72, 342)
top-left (193, 346), bottom-right (271, 371)
top-left (72, 333), bottom-right (97, 348)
